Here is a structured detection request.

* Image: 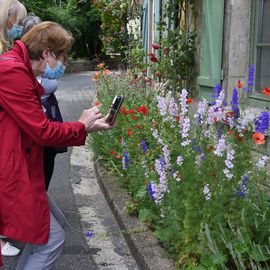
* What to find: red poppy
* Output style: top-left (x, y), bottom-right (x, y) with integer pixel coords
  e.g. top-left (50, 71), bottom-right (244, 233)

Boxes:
top-left (252, 132), bottom-right (266, 145)
top-left (237, 80), bottom-right (244, 88)
top-left (175, 115), bottom-right (181, 122)
top-left (262, 87), bottom-right (270, 96)
top-left (149, 52), bottom-right (155, 58)
top-left (115, 155), bottom-right (121, 159)
top-left (136, 124), bottom-right (142, 129)
top-left (111, 151), bottom-right (116, 155)
top-left (129, 109), bottom-right (135, 114)
top-left (132, 115), bottom-right (137, 121)
top-left (155, 71), bottom-right (161, 77)
top-left (127, 129), bottom-right (132, 137)
top-left (163, 48), bottom-right (170, 55)
top-left (121, 106), bottom-right (128, 115)
top-left (225, 111), bottom-right (235, 118)
top-left (151, 43), bottom-right (160, 50)
top-left (137, 106), bottom-right (148, 115)
top-left (150, 56), bottom-right (158, 63)
top-left (187, 98), bottom-right (193, 104)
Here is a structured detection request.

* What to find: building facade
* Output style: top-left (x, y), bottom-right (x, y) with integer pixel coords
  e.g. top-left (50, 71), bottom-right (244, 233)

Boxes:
top-left (141, 0), bottom-right (269, 151)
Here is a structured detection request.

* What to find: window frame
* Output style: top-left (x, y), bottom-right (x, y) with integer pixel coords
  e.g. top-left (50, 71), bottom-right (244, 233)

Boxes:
top-left (249, 0), bottom-right (270, 109)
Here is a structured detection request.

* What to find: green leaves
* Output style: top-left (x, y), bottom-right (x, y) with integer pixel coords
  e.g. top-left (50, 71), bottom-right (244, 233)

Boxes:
top-left (90, 64), bottom-right (270, 269)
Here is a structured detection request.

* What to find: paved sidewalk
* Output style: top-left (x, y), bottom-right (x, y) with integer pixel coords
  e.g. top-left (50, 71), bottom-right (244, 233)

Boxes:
top-left (94, 160), bottom-right (175, 270)
top-left (1, 72), bottom-right (175, 270)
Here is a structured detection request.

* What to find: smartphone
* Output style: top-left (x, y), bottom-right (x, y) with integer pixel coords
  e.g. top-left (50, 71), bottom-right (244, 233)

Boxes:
top-left (106, 95), bottom-right (124, 125)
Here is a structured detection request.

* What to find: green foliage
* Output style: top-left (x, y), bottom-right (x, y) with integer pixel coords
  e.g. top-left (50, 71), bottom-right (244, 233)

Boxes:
top-left (21, 0), bottom-right (102, 59)
top-left (90, 64), bottom-right (270, 269)
top-left (92, 0), bottom-right (128, 57)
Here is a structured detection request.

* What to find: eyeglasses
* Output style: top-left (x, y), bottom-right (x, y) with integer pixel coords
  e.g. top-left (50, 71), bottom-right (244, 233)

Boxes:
top-left (50, 51), bottom-right (68, 63)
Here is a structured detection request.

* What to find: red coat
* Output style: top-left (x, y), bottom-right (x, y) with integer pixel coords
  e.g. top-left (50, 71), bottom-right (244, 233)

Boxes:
top-left (0, 41), bottom-right (86, 246)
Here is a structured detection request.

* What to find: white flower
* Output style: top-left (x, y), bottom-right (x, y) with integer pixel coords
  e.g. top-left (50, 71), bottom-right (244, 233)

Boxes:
top-left (213, 136), bottom-right (226, 156)
top-left (203, 184), bottom-right (211, 200)
top-left (256, 155), bottom-right (269, 168)
top-left (176, 155), bottom-right (184, 166)
top-left (223, 168), bottom-right (233, 180)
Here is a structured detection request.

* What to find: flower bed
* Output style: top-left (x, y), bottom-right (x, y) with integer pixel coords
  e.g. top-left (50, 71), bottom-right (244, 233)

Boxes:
top-left (90, 65), bottom-right (270, 269)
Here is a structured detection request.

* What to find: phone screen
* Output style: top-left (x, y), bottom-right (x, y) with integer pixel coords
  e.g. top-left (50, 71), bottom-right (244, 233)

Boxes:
top-left (107, 95), bottom-right (124, 125)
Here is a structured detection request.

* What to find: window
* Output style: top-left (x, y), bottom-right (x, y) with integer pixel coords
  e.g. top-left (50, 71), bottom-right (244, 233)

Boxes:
top-left (250, 0), bottom-right (270, 153)
top-left (251, 0), bottom-right (270, 101)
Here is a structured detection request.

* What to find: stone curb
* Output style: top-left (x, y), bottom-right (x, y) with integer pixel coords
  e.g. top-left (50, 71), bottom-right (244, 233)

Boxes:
top-left (94, 162), bottom-right (175, 270)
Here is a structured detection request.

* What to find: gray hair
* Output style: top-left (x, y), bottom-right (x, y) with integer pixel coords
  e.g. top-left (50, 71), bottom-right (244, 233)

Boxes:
top-left (22, 15), bottom-right (42, 35)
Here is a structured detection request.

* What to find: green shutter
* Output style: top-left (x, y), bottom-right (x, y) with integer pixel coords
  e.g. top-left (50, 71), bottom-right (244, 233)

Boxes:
top-left (153, 0), bottom-right (161, 42)
top-left (142, 0), bottom-right (148, 51)
top-left (197, 0), bottom-right (225, 100)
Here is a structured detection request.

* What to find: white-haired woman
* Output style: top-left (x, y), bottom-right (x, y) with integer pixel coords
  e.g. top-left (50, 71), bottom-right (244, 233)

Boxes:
top-left (0, 0), bottom-right (27, 53)
top-left (0, 0), bottom-right (27, 257)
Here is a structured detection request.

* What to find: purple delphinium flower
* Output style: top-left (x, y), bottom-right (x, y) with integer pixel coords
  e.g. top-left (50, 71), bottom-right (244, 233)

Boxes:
top-left (155, 157), bottom-right (168, 195)
top-left (122, 150), bottom-right (129, 170)
top-left (254, 111), bottom-right (270, 134)
top-left (148, 182), bottom-right (155, 200)
top-left (196, 99), bottom-right (208, 125)
top-left (85, 231), bottom-right (95, 239)
top-left (157, 96), bottom-right (167, 116)
top-left (244, 64), bottom-right (255, 92)
top-left (235, 175), bottom-right (249, 198)
top-left (207, 90), bottom-right (225, 124)
top-left (176, 155), bottom-right (183, 166)
top-left (140, 140), bottom-right (147, 154)
top-left (203, 184), bottom-right (211, 200)
top-left (211, 84), bottom-right (222, 105)
top-left (213, 135), bottom-right (226, 156)
top-left (223, 148), bottom-right (235, 180)
top-left (256, 155), bottom-right (269, 168)
top-left (169, 97), bottom-right (178, 117)
top-left (162, 144), bottom-right (171, 169)
top-left (231, 88), bottom-right (239, 119)
top-left (180, 89), bottom-right (188, 115)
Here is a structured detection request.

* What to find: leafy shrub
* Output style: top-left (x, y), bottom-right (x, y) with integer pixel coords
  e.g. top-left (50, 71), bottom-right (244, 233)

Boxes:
top-left (90, 64), bottom-right (270, 269)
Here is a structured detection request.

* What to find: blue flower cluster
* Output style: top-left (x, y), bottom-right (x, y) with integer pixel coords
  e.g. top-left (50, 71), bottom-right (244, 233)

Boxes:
top-left (244, 64), bottom-right (255, 92)
top-left (254, 111), bottom-right (269, 134)
top-left (231, 88), bottom-right (239, 119)
top-left (123, 150), bottom-right (129, 170)
top-left (235, 175), bottom-right (249, 198)
top-left (148, 182), bottom-right (155, 200)
top-left (85, 231), bottom-right (95, 239)
top-left (211, 84), bottom-right (222, 105)
top-left (140, 140), bottom-right (148, 154)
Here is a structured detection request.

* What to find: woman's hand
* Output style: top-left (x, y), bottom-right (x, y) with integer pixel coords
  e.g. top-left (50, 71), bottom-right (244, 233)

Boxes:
top-left (78, 107), bottom-right (116, 133)
top-left (78, 106), bottom-right (102, 132)
top-left (88, 114), bottom-right (117, 132)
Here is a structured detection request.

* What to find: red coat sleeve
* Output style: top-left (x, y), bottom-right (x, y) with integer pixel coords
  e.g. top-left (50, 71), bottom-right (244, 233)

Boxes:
top-left (0, 61), bottom-right (86, 148)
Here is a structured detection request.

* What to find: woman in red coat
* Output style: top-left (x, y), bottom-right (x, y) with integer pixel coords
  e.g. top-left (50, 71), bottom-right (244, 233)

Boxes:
top-left (0, 21), bottom-right (113, 269)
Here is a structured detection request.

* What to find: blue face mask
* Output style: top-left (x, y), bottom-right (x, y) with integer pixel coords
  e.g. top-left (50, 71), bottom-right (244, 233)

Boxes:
top-left (8, 24), bottom-right (23, 40)
top-left (43, 60), bottom-right (66, 79)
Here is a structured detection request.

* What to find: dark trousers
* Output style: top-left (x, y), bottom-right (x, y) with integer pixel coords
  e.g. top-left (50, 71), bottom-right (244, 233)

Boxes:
top-left (43, 148), bottom-right (57, 191)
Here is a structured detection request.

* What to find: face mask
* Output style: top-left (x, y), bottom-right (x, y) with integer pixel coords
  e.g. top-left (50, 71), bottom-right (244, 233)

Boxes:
top-left (8, 24), bottom-right (23, 40)
top-left (43, 60), bottom-right (66, 79)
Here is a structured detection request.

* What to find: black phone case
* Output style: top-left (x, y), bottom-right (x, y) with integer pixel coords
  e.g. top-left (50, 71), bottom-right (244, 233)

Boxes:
top-left (107, 95), bottom-right (124, 125)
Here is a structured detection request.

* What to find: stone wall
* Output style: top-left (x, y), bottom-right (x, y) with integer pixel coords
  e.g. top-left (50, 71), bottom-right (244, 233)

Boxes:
top-left (66, 59), bottom-right (124, 73)
top-left (66, 61), bottom-right (95, 73)
top-left (223, 0), bottom-right (252, 100)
